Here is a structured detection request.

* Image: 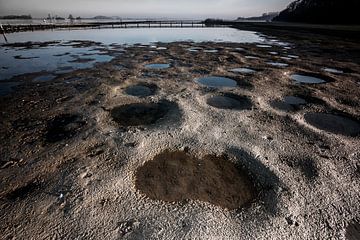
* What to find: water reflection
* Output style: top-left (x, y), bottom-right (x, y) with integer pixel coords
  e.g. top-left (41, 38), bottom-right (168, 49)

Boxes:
top-left (196, 76), bottom-right (237, 88)
top-left (0, 44), bottom-right (113, 80)
top-left (1, 28), bottom-right (265, 45)
top-left (291, 74), bottom-right (327, 84)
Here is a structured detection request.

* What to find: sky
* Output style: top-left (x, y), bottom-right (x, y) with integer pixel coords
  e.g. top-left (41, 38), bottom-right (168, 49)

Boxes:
top-left (0, 0), bottom-right (293, 19)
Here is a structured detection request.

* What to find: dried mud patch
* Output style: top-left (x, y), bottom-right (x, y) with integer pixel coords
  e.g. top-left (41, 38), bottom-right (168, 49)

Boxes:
top-left (304, 113), bottom-right (360, 137)
top-left (110, 100), bottom-right (178, 127)
top-left (135, 150), bottom-right (258, 210)
top-left (206, 93), bottom-right (252, 110)
top-left (2, 180), bottom-right (42, 201)
top-left (44, 114), bottom-right (86, 143)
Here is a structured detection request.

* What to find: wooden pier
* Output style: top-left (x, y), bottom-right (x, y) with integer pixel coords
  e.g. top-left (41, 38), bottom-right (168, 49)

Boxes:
top-left (0, 20), bottom-right (221, 34)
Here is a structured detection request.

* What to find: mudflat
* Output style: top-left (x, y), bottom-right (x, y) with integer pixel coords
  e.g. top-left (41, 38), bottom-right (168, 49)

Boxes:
top-left (0, 28), bottom-right (359, 239)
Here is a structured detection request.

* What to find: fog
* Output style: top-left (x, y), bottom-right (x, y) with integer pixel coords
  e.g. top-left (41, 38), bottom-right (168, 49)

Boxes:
top-left (0, 0), bottom-right (292, 19)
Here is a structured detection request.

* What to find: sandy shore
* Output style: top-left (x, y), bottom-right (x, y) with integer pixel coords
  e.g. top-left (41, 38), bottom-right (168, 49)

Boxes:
top-left (0, 29), bottom-right (359, 239)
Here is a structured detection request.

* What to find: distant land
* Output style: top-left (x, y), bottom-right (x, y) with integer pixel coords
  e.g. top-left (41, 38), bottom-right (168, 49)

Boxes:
top-left (274, 0), bottom-right (360, 24)
top-left (236, 12), bottom-right (279, 22)
top-left (0, 15), bottom-right (32, 19)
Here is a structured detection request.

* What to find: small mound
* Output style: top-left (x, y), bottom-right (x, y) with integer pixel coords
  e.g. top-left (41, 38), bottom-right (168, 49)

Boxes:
top-left (207, 94), bottom-right (252, 110)
top-left (304, 113), bottom-right (360, 136)
top-left (135, 151), bottom-right (258, 210)
top-left (124, 84), bottom-right (157, 97)
top-left (45, 114), bottom-right (86, 143)
top-left (111, 101), bottom-right (174, 126)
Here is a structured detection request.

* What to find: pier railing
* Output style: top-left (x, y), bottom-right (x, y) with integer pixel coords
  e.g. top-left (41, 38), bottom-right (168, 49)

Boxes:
top-left (0, 20), bottom-right (225, 33)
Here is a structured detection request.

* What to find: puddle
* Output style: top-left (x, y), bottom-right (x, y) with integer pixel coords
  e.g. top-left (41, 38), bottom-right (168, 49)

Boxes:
top-left (45, 114), bottom-right (86, 143)
top-left (280, 57), bottom-right (292, 61)
top-left (322, 67), bottom-right (344, 74)
top-left (124, 84), bottom-right (157, 97)
top-left (283, 96), bottom-right (306, 105)
top-left (287, 55), bottom-right (299, 59)
top-left (204, 49), bottom-right (218, 53)
top-left (187, 47), bottom-right (202, 52)
top-left (257, 44), bottom-right (272, 48)
top-left (245, 56), bottom-right (259, 59)
top-left (55, 66), bottom-right (74, 74)
top-left (304, 113), bottom-right (360, 136)
top-left (33, 74), bottom-right (56, 82)
top-left (270, 100), bottom-right (295, 112)
top-left (135, 150), bottom-right (258, 210)
top-left (269, 52), bottom-right (279, 55)
top-left (291, 74), bottom-right (327, 84)
top-left (0, 82), bottom-right (20, 96)
top-left (267, 62), bottom-right (289, 67)
top-left (207, 94), bottom-right (252, 110)
top-left (110, 100), bottom-right (175, 126)
top-left (156, 47), bottom-right (167, 50)
top-left (196, 76), bottom-right (237, 88)
top-left (230, 67), bottom-right (256, 74)
top-left (271, 96), bottom-right (306, 111)
top-left (145, 63), bottom-right (171, 69)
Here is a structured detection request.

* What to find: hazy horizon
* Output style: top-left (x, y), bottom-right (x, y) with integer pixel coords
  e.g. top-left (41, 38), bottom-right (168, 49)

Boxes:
top-left (0, 0), bottom-right (292, 19)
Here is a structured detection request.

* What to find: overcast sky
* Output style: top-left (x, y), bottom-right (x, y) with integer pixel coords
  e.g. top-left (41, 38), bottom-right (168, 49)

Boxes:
top-left (0, 0), bottom-right (293, 19)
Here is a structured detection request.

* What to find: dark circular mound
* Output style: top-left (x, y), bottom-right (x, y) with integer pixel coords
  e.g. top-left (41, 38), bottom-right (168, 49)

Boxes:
top-left (45, 114), bottom-right (86, 143)
top-left (124, 84), bottom-right (157, 97)
top-left (207, 94), bottom-right (252, 110)
top-left (110, 100), bottom-right (175, 126)
top-left (304, 113), bottom-right (360, 137)
top-left (135, 150), bottom-right (258, 210)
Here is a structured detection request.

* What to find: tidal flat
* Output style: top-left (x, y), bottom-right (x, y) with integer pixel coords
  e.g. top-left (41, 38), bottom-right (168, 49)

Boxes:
top-left (0, 27), bottom-right (359, 239)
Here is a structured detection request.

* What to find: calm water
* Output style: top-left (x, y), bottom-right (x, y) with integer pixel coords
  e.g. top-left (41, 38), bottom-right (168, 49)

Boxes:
top-left (230, 68), bottom-right (256, 74)
top-left (0, 28), bottom-right (268, 82)
top-left (0, 44), bottom-right (113, 80)
top-left (291, 74), bottom-right (327, 84)
top-left (196, 76), bottom-right (237, 88)
top-left (145, 63), bottom-right (171, 69)
top-left (1, 28), bottom-right (264, 44)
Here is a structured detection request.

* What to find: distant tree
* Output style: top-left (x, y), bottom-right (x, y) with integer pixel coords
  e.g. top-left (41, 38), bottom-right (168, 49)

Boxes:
top-left (68, 14), bottom-right (74, 24)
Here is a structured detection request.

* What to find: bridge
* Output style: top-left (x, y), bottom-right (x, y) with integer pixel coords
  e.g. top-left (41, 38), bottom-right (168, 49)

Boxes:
top-left (0, 20), bottom-right (222, 34)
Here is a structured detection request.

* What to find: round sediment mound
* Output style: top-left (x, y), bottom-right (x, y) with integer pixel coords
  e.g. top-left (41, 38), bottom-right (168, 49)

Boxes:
top-left (207, 94), bottom-right (252, 110)
top-left (304, 113), bottom-right (360, 136)
top-left (135, 150), bottom-right (258, 210)
top-left (110, 100), bottom-right (175, 127)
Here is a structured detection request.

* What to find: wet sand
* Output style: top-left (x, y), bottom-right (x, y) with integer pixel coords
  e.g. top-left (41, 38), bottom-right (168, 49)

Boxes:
top-left (0, 28), bottom-right (360, 239)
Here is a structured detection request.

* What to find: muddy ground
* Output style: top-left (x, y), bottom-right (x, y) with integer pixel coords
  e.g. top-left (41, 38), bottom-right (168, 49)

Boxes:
top-left (0, 28), bottom-right (360, 239)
